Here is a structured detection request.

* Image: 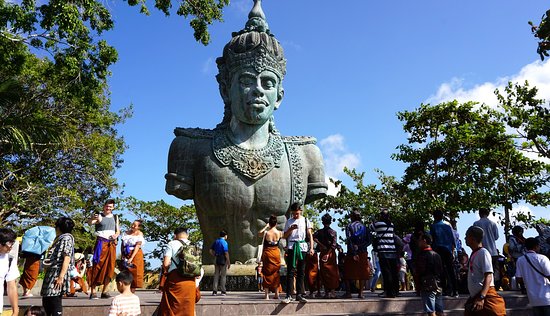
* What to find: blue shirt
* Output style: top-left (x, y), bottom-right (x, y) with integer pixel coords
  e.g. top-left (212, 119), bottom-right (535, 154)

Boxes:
top-left (430, 220), bottom-right (456, 254)
top-left (211, 238), bottom-right (228, 256)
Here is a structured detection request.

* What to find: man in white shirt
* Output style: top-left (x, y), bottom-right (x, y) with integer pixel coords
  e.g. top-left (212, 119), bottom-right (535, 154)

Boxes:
top-left (282, 202), bottom-right (314, 304)
top-left (464, 226), bottom-right (506, 316)
top-left (473, 207), bottom-right (500, 287)
top-left (0, 228), bottom-right (19, 315)
top-left (515, 237), bottom-right (550, 315)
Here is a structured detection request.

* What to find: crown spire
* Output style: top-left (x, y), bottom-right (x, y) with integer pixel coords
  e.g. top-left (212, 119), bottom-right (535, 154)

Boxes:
top-left (244, 0), bottom-right (269, 33)
top-left (249, 0), bottom-right (266, 21)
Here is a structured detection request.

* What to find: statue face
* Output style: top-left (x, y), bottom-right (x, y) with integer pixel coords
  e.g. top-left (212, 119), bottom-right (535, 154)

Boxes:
top-left (228, 67), bottom-right (283, 125)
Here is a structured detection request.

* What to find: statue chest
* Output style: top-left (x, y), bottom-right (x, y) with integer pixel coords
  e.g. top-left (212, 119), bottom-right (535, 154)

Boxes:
top-left (193, 150), bottom-right (293, 216)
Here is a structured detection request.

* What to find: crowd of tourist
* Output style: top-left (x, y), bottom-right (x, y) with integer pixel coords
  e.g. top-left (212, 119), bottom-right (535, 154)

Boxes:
top-left (1, 199), bottom-right (550, 316)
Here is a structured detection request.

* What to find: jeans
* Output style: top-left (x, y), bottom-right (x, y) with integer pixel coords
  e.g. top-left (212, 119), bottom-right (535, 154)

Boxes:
top-left (422, 290), bottom-right (444, 313)
top-left (370, 259), bottom-right (381, 289)
top-left (213, 264), bottom-right (227, 292)
top-left (285, 250), bottom-right (306, 298)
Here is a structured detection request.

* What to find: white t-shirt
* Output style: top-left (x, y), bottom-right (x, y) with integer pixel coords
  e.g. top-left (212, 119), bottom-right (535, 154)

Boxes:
top-left (122, 233), bottom-right (145, 248)
top-left (0, 252), bottom-right (20, 311)
top-left (284, 217), bottom-right (312, 252)
top-left (164, 238), bottom-right (190, 272)
top-left (515, 251), bottom-right (550, 307)
top-left (467, 247), bottom-right (494, 297)
top-left (108, 293), bottom-right (141, 316)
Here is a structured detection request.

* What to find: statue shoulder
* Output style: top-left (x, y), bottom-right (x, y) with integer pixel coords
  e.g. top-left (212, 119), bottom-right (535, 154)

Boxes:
top-left (282, 135), bottom-right (317, 145)
top-left (174, 127), bottom-right (215, 139)
top-left (169, 128), bottom-right (213, 156)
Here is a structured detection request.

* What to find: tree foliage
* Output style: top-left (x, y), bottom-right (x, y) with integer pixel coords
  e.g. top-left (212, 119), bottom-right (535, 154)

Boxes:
top-left (498, 81), bottom-right (550, 160)
top-left (315, 168), bottom-right (424, 237)
top-left (529, 9), bottom-right (550, 60)
top-left (127, 0), bottom-right (230, 45)
top-left (121, 198), bottom-right (202, 260)
top-left (392, 101), bottom-right (549, 234)
top-left (0, 0), bottom-right (230, 226)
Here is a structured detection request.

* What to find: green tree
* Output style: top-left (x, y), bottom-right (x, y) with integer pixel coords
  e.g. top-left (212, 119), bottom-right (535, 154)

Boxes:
top-left (529, 9), bottom-right (550, 60)
top-left (315, 168), bottom-right (422, 238)
top-left (497, 81), bottom-right (550, 160)
top-left (393, 101), bottom-right (548, 236)
top-left (0, 0), bottom-right (230, 224)
top-left (121, 198), bottom-right (202, 260)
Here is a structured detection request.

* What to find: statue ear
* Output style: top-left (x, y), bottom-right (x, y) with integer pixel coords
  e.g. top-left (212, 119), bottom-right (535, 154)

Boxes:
top-left (274, 88), bottom-right (284, 110)
top-left (219, 82), bottom-right (230, 104)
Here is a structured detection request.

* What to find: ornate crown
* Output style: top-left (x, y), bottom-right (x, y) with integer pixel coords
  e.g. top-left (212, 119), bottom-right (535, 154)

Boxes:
top-left (216, 0), bottom-right (286, 84)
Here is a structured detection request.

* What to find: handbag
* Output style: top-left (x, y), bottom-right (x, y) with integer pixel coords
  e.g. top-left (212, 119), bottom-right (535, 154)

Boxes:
top-left (256, 231), bottom-right (266, 263)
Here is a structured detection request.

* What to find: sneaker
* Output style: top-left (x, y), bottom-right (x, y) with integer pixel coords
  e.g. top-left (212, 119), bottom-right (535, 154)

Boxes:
top-left (221, 292), bottom-right (227, 296)
top-left (212, 291), bottom-right (217, 296)
top-left (281, 297), bottom-right (291, 304)
top-left (297, 295), bottom-right (308, 303)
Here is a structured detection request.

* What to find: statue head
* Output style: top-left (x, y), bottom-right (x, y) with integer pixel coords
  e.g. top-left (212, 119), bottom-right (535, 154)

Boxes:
top-left (216, 0), bottom-right (286, 132)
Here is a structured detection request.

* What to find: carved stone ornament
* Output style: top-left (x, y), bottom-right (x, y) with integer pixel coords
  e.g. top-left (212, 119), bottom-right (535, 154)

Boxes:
top-left (213, 129), bottom-right (284, 180)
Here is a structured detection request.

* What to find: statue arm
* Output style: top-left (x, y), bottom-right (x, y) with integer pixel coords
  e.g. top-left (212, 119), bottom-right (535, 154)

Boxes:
top-left (302, 144), bottom-right (328, 204)
top-left (165, 136), bottom-right (195, 200)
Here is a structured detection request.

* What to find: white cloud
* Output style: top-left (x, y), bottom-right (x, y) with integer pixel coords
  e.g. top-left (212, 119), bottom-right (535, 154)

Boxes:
top-left (427, 60), bottom-right (550, 106)
top-left (201, 57), bottom-right (215, 75)
top-left (319, 134), bottom-right (361, 196)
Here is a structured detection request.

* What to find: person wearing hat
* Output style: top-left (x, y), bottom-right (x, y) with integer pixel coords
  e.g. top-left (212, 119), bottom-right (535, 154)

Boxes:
top-left (68, 252), bottom-right (89, 296)
top-left (313, 213), bottom-right (340, 299)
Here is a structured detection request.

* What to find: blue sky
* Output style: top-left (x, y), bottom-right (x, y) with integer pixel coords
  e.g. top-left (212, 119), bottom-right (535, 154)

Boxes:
top-left (104, 1), bottom-right (550, 257)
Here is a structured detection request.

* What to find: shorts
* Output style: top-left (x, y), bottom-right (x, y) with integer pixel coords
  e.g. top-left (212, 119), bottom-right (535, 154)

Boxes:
top-left (398, 271), bottom-right (406, 283)
top-left (421, 290), bottom-right (444, 313)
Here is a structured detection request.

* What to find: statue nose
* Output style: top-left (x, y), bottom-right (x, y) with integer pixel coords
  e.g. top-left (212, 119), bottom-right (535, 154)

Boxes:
top-left (252, 84), bottom-right (264, 96)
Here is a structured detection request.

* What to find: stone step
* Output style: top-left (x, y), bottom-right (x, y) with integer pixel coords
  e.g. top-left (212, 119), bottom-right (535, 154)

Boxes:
top-left (9, 290), bottom-right (533, 316)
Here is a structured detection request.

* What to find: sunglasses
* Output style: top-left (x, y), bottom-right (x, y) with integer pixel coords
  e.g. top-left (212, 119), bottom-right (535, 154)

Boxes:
top-left (1, 241), bottom-right (14, 248)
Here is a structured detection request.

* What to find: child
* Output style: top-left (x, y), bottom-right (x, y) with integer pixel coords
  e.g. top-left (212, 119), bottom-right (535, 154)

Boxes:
top-left (255, 262), bottom-right (263, 292)
top-left (415, 233), bottom-right (444, 316)
top-left (25, 306), bottom-right (46, 316)
top-left (398, 252), bottom-right (408, 291)
top-left (108, 270), bottom-right (141, 316)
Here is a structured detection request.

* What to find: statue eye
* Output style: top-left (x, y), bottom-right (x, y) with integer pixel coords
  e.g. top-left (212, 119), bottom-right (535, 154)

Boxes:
top-left (239, 76), bottom-right (255, 87)
top-left (262, 79), bottom-right (276, 89)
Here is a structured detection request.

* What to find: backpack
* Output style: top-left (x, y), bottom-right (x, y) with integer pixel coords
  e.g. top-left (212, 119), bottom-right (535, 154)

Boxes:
top-left (350, 223), bottom-right (371, 249)
top-left (21, 226), bottom-right (56, 256)
top-left (176, 240), bottom-right (202, 278)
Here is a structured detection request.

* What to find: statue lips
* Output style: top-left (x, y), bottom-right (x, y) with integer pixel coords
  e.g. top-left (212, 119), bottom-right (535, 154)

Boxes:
top-left (247, 99), bottom-right (268, 107)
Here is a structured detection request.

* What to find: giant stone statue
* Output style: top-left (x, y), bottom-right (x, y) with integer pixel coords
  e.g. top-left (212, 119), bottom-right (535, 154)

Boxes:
top-left (165, 0), bottom-right (328, 263)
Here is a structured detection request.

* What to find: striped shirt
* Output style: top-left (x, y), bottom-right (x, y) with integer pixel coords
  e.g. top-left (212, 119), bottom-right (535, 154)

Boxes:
top-left (371, 221), bottom-right (396, 256)
top-left (108, 293), bottom-right (141, 316)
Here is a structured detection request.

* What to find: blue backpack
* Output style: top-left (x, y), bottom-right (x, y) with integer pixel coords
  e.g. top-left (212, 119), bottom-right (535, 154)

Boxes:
top-left (21, 226), bottom-right (56, 256)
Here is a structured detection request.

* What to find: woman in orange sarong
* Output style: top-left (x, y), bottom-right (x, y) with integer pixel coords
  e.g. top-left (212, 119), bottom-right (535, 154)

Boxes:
top-left (313, 213), bottom-right (341, 298)
top-left (121, 220), bottom-right (145, 290)
top-left (259, 215), bottom-right (283, 300)
top-left (19, 253), bottom-right (41, 296)
top-left (305, 252), bottom-right (321, 297)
